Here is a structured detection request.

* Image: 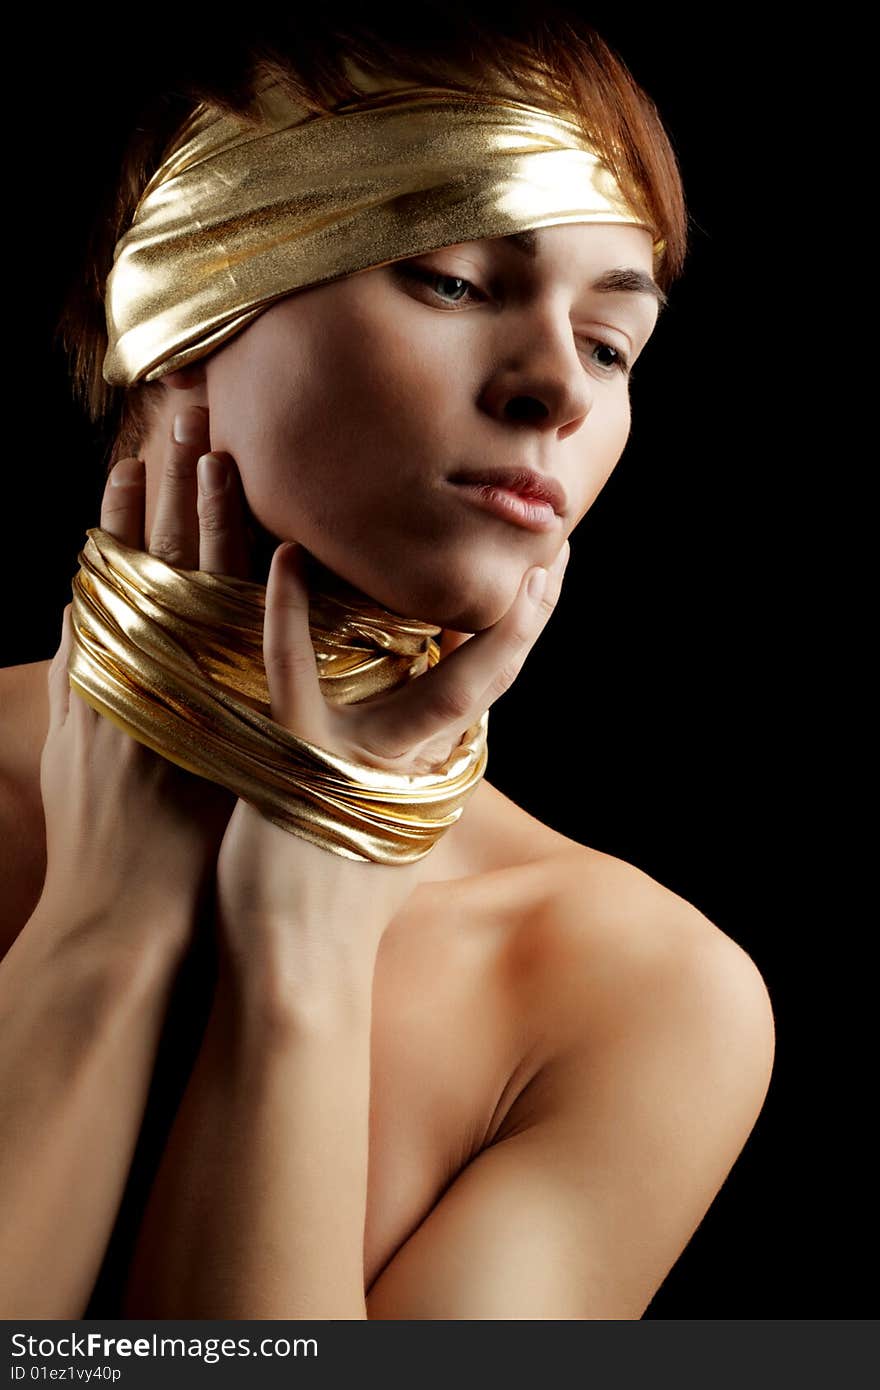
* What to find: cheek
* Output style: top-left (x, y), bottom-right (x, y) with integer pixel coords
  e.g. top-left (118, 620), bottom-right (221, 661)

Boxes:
top-left (572, 396), bottom-right (632, 523)
top-left (319, 305), bottom-right (456, 443)
top-left (259, 307), bottom-right (441, 453)
top-left (207, 334), bottom-right (340, 503)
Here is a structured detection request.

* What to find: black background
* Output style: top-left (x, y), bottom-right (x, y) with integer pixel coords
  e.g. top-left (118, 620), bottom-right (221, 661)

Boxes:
top-left (4, 9), bottom-right (864, 1318)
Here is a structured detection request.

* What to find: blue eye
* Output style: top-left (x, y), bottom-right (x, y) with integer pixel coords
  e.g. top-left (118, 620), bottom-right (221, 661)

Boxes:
top-left (395, 264), bottom-right (632, 377)
top-left (396, 264), bottom-right (481, 305)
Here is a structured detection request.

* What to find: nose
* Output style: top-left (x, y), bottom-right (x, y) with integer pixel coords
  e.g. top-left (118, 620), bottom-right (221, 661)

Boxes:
top-left (478, 309), bottom-right (594, 439)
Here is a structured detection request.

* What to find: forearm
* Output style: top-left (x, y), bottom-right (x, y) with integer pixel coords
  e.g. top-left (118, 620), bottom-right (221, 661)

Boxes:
top-left (0, 898), bottom-right (190, 1318)
top-left (123, 927), bottom-right (380, 1320)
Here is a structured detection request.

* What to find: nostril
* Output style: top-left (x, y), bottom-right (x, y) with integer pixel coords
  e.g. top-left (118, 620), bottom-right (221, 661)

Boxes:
top-left (504, 398), bottom-right (548, 421)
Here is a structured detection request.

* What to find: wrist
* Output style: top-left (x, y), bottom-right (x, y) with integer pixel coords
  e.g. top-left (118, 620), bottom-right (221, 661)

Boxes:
top-left (31, 888), bottom-right (195, 979)
top-left (217, 911), bottom-right (381, 1037)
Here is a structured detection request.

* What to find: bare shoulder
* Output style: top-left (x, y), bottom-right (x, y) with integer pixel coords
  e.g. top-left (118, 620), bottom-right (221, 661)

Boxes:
top-left (366, 840), bottom-right (776, 1319)
top-left (472, 845), bottom-right (776, 1316)
top-left (476, 781), bottom-right (773, 1063)
top-left (514, 841), bottom-right (775, 1075)
top-left (0, 660), bottom-right (52, 955)
top-left (0, 659), bottom-right (51, 787)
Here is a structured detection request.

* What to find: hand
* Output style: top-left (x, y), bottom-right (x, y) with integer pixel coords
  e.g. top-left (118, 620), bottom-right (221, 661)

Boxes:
top-left (214, 532), bottom-right (571, 979)
top-left (38, 408), bottom-right (257, 954)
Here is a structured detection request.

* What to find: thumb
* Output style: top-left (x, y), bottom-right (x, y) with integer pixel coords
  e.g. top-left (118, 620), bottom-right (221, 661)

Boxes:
top-left (263, 541), bottom-right (324, 735)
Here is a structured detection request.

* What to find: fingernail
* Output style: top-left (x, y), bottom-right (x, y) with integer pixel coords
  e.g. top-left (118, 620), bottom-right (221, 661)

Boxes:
top-left (527, 567), bottom-right (547, 603)
top-left (110, 458), bottom-right (145, 487)
top-left (197, 453), bottom-right (225, 493)
top-left (173, 410), bottom-right (206, 444)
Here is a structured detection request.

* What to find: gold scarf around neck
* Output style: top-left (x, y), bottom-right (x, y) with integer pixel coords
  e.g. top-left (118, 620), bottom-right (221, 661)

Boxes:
top-left (69, 527), bottom-right (489, 864)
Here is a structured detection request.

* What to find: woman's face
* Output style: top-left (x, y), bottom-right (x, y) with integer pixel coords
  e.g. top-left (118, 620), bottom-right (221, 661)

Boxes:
top-left (199, 221), bottom-right (660, 633)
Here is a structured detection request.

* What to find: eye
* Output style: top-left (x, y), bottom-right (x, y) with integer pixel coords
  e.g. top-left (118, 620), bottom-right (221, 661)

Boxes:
top-left (583, 339), bottom-right (632, 377)
top-left (393, 263), bottom-right (483, 305)
top-left (395, 263), bottom-right (633, 379)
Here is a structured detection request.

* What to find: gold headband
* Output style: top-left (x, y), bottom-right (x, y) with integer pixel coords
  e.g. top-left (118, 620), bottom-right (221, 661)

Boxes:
top-left (102, 62), bottom-right (664, 385)
top-left (75, 65), bottom-right (659, 864)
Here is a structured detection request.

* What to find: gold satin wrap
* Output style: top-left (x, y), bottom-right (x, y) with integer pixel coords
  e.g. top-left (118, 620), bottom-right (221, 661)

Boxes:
top-left (76, 62), bottom-right (658, 863)
top-left (69, 527), bottom-right (489, 864)
top-left (102, 62), bottom-right (664, 385)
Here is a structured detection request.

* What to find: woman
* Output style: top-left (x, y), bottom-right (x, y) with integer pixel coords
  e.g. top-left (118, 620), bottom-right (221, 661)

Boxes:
top-left (0, 9), bottom-right (775, 1319)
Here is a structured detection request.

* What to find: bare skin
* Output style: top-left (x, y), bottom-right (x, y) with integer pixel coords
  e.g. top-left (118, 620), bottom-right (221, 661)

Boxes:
top-left (0, 647), bottom-right (775, 1315)
top-left (0, 222), bottom-right (775, 1316)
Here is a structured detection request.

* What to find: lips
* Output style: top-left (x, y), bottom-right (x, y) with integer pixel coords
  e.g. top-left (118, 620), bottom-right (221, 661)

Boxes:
top-left (448, 467), bottom-right (567, 516)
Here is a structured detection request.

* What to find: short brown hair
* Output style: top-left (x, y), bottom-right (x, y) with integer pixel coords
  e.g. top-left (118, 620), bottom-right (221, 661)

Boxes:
top-left (53, 4), bottom-right (690, 481)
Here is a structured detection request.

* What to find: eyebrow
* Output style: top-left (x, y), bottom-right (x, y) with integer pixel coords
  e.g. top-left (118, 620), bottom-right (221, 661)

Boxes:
top-left (495, 229), bottom-right (668, 309)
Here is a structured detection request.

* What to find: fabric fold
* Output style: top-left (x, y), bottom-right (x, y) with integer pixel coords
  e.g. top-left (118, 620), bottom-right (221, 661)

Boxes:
top-left (68, 528), bottom-right (489, 864)
top-left (102, 66), bottom-right (664, 386)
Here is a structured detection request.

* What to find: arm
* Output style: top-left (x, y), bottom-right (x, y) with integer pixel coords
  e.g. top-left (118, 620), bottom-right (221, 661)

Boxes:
top-left (121, 928), bottom-right (377, 1320)
top-left (118, 507), bottom-right (572, 1317)
top-left (365, 923), bottom-right (775, 1319)
top-left (0, 897), bottom-right (190, 1319)
top-left (0, 404), bottom-right (254, 1320)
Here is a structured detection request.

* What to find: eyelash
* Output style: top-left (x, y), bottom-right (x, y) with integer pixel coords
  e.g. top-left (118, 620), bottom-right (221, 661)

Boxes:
top-left (395, 264), bottom-right (633, 377)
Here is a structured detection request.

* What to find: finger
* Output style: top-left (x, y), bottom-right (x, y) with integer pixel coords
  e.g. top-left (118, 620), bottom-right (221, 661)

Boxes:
top-left (438, 628), bottom-right (473, 660)
top-left (372, 540), bottom-right (570, 750)
top-left (46, 603), bottom-right (74, 734)
top-left (465, 541), bottom-right (570, 709)
top-left (100, 457), bottom-right (146, 550)
top-left (262, 542), bottom-right (325, 736)
top-left (149, 407), bottom-right (210, 570)
top-left (196, 451), bottom-right (253, 579)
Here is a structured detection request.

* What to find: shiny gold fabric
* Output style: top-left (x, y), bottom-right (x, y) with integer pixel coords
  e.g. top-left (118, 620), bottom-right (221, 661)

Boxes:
top-left (102, 62), bottom-right (665, 385)
top-left (69, 528), bottom-right (489, 864)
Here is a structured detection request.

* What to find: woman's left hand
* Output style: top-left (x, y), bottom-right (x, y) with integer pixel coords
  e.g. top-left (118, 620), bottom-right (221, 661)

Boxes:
top-left (214, 536), bottom-right (570, 986)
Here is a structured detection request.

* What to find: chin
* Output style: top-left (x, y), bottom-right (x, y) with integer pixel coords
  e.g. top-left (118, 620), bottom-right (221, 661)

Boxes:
top-left (368, 574), bottom-right (515, 635)
top-left (254, 522), bottom-right (520, 634)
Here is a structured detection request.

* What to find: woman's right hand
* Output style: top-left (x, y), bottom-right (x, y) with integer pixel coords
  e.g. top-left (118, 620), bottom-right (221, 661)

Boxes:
top-left (37, 407), bottom-right (255, 959)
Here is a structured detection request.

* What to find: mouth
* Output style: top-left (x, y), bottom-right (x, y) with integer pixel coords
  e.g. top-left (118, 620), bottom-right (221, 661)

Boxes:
top-left (446, 476), bottom-right (562, 534)
top-left (444, 467), bottom-right (561, 530)
top-left (447, 466), bottom-right (567, 517)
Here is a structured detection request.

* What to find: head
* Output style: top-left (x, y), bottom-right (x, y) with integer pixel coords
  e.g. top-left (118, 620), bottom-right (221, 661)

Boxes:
top-left (55, 5), bottom-right (688, 633)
